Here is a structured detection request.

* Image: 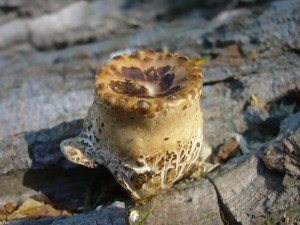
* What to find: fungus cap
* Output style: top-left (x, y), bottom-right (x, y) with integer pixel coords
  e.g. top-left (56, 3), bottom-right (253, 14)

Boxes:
top-left (95, 50), bottom-right (203, 117)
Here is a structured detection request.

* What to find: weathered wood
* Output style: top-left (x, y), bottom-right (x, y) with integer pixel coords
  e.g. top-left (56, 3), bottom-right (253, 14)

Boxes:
top-left (208, 155), bottom-right (300, 225)
top-left (206, 112), bottom-right (300, 224)
top-left (1, 0), bottom-right (299, 138)
top-left (0, 0), bottom-right (300, 224)
top-left (0, 120), bottom-right (83, 175)
top-left (135, 178), bottom-right (223, 225)
top-left (261, 112), bottom-right (300, 179)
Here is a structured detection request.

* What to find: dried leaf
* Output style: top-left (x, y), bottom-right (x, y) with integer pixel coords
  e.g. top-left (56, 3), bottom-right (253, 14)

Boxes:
top-left (261, 129), bottom-right (300, 179)
top-left (4, 202), bottom-right (16, 214)
top-left (18, 199), bottom-right (44, 211)
top-left (6, 198), bottom-right (70, 221)
top-left (6, 199), bottom-right (43, 221)
top-left (250, 95), bottom-right (269, 110)
top-left (0, 209), bottom-right (7, 222)
top-left (22, 204), bottom-right (70, 219)
top-left (214, 138), bottom-right (239, 163)
top-left (191, 56), bottom-right (209, 65)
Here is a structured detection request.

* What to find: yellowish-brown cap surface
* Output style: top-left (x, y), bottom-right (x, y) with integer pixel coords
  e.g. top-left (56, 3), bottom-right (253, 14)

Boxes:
top-left (95, 50), bottom-right (203, 117)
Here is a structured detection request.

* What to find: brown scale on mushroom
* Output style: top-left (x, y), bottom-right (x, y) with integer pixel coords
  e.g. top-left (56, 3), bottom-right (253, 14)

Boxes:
top-left (60, 50), bottom-right (210, 204)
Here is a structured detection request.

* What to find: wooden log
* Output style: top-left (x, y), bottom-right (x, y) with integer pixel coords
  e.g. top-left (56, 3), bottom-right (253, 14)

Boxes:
top-left (134, 178), bottom-right (223, 225)
top-left (0, 0), bottom-right (300, 224)
top-left (208, 155), bottom-right (300, 225)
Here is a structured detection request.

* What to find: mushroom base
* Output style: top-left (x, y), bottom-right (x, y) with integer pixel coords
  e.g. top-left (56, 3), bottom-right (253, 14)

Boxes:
top-left (61, 97), bottom-right (206, 204)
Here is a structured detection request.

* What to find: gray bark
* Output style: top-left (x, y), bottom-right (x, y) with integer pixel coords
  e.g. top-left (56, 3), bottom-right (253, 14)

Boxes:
top-left (135, 178), bottom-right (223, 225)
top-left (0, 0), bottom-right (300, 224)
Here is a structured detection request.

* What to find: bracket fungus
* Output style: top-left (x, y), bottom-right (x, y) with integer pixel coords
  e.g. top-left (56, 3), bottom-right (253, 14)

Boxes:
top-left (60, 50), bottom-right (209, 204)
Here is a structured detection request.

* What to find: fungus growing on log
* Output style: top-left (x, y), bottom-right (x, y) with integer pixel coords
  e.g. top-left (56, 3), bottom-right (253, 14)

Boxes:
top-left (60, 50), bottom-right (209, 204)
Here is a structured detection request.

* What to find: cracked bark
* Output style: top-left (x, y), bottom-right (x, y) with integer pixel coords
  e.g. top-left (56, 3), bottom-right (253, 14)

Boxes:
top-left (0, 0), bottom-right (300, 224)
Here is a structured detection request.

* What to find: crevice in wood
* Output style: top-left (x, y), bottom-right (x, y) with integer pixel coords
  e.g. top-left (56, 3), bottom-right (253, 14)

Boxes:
top-left (203, 76), bottom-right (239, 86)
top-left (206, 177), bottom-right (241, 225)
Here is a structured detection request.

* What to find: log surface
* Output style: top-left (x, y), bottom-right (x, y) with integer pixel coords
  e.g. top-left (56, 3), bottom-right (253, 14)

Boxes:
top-left (0, 0), bottom-right (299, 224)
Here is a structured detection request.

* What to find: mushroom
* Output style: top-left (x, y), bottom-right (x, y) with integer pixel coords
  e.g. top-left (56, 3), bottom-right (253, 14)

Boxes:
top-left (60, 50), bottom-right (209, 204)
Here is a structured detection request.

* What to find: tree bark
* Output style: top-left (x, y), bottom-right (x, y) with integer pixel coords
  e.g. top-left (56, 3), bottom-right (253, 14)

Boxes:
top-left (0, 0), bottom-right (299, 224)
